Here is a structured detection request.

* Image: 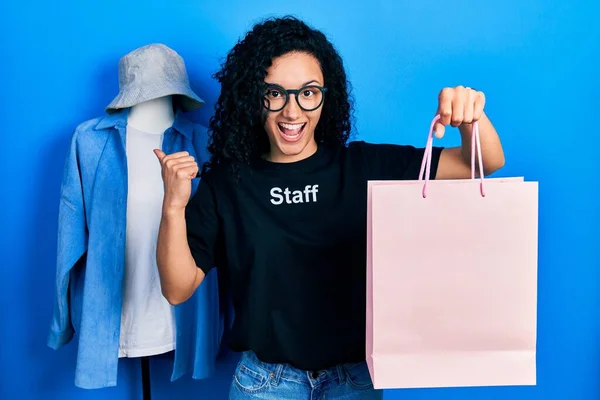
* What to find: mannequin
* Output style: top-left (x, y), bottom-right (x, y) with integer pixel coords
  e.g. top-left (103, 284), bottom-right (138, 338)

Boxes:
top-left (127, 96), bottom-right (174, 134)
top-left (118, 95), bottom-right (176, 360)
top-left (118, 96), bottom-right (177, 400)
top-left (48, 43), bottom-right (222, 391)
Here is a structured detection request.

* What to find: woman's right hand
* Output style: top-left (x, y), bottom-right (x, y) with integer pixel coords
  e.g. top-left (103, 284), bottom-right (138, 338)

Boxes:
top-left (154, 149), bottom-right (198, 212)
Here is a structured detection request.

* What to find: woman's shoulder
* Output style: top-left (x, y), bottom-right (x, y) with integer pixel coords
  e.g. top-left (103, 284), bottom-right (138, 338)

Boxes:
top-left (345, 140), bottom-right (420, 160)
top-left (347, 140), bottom-right (418, 151)
top-left (198, 160), bottom-right (233, 186)
top-left (199, 157), bottom-right (260, 189)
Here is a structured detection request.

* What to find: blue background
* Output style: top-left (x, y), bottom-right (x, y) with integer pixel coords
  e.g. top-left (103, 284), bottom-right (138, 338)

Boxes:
top-left (2, 0), bottom-right (599, 399)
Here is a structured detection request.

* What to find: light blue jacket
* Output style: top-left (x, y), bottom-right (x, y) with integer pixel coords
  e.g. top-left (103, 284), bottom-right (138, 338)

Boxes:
top-left (47, 109), bottom-right (224, 389)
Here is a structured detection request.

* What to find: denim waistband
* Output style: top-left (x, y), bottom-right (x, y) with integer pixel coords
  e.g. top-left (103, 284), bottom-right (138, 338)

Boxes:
top-left (238, 350), bottom-right (366, 385)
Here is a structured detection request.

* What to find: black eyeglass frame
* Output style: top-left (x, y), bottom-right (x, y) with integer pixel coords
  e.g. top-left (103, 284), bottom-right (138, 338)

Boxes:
top-left (262, 83), bottom-right (328, 112)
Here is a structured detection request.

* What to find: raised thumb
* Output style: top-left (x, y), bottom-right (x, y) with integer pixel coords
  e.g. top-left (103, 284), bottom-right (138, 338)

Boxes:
top-left (153, 149), bottom-right (166, 161)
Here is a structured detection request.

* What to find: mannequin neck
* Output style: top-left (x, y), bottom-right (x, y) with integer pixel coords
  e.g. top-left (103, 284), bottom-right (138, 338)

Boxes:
top-left (127, 96), bottom-right (175, 134)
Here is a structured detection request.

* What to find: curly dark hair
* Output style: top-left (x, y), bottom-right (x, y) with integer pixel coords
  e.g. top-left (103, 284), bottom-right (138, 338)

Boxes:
top-left (201, 15), bottom-right (354, 178)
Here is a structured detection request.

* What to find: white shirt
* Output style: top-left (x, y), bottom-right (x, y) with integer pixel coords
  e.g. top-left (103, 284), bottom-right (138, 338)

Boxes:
top-left (118, 125), bottom-right (176, 358)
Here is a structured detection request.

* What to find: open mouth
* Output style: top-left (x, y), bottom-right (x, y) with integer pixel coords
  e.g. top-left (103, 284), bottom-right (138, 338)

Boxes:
top-left (277, 122), bottom-right (306, 142)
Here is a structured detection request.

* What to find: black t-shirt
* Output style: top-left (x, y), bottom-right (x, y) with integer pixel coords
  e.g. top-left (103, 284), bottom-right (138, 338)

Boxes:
top-left (185, 140), bottom-right (443, 371)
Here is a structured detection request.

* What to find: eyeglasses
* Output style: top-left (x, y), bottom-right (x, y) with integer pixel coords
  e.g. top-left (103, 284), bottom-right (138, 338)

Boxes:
top-left (263, 84), bottom-right (327, 112)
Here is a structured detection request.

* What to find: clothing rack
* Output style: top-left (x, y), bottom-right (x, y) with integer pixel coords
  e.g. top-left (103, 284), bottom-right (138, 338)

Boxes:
top-left (142, 356), bottom-right (151, 400)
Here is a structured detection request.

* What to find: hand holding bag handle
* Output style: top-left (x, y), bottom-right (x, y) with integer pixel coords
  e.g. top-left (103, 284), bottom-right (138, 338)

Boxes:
top-left (418, 114), bottom-right (486, 198)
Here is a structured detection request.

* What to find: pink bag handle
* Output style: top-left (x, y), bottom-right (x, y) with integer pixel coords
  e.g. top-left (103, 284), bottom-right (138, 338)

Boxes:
top-left (418, 114), bottom-right (486, 198)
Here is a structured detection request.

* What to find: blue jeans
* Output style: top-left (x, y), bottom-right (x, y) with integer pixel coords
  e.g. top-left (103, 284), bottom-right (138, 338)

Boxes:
top-left (228, 351), bottom-right (383, 399)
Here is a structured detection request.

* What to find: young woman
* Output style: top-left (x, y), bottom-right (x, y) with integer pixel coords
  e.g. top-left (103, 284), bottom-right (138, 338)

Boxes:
top-left (154, 16), bottom-right (505, 399)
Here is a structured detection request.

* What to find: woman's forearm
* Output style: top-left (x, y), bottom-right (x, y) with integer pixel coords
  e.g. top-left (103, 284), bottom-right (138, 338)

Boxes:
top-left (156, 207), bottom-right (204, 305)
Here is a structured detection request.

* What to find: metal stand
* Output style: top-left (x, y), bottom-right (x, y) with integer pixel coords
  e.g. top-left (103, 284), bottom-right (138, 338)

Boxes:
top-left (142, 356), bottom-right (151, 400)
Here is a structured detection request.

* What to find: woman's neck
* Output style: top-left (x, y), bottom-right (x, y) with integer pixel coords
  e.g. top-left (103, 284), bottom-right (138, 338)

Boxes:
top-left (267, 141), bottom-right (318, 163)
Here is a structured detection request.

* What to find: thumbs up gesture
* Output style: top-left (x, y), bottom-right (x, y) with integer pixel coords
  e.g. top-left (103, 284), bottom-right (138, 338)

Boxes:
top-left (154, 149), bottom-right (198, 212)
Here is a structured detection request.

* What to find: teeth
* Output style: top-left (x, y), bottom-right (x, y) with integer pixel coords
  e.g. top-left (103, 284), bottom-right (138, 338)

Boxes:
top-left (280, 123), bottom-right (304, 131)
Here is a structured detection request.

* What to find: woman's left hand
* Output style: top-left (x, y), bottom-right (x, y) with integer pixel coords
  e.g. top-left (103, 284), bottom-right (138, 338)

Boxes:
top-left (434, 86), bottom-right (486, 138)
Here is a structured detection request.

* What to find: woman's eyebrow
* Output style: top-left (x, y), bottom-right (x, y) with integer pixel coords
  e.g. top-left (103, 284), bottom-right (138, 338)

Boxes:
top-left (264, 79), bottom-right (322, 87)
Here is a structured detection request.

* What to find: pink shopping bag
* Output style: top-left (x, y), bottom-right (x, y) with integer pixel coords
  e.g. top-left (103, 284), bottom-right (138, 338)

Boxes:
top-left (366, 116), bottom-right (538, 389)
